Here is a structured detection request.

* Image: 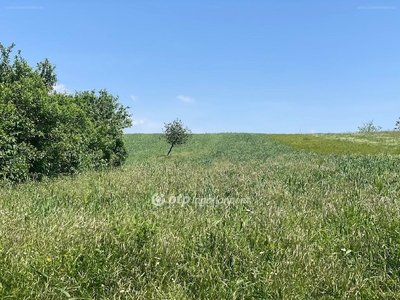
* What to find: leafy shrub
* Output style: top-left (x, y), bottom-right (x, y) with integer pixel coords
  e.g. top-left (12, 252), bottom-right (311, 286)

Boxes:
top-left (358, 120), bottom-right (382, 133)
top-left (0, 43), bottom-right (132, 182)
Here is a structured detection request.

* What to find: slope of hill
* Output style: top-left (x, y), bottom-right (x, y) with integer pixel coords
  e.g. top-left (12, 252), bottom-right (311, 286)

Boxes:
top-left (269, 131), bottom-right (400, 155)
top-left (1, 133), bottom-right (399, 299)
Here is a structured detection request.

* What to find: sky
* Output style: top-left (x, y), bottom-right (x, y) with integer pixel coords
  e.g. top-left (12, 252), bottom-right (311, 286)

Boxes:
top-left (1, 0), bottom-right (399, 133)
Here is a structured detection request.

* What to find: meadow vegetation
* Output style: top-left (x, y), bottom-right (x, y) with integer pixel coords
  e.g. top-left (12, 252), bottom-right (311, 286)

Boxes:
top-left (0, 43), bottom-right (131, 182)
top-left (270, 132), bottom-right (400, 155)
top-left (1, 133), bottom-right (400, 299)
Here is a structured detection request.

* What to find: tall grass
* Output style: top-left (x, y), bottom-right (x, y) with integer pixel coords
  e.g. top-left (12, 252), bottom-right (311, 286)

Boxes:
top-left (0, 133), bottom-right (400, 299)
top-left (269, 132), bottom-right (400, 155)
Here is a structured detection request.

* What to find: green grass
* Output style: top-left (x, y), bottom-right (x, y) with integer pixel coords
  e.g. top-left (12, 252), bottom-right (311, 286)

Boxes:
top-left (1, 133), bottom-right (400, 299)
top-left (269, 132), bottom-right (400, 155)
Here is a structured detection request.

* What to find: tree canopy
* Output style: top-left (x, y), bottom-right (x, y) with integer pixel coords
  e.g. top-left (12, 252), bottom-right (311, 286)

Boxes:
top-left (162, 119), bottom-right (192, 155)
top-left (0, 43), bottom-right (132, 182)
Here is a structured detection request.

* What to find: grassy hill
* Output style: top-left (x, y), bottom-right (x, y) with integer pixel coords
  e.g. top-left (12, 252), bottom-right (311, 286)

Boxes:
top-left (269, 131), bottom-right (400, 155)
top-left (1, 133), bottom-right (400, 299)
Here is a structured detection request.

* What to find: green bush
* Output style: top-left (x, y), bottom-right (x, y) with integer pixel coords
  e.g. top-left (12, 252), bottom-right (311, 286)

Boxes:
top-left (358, 120), bottom-right (382, 133)
top-left (0, 43), bottom-right (132, 182)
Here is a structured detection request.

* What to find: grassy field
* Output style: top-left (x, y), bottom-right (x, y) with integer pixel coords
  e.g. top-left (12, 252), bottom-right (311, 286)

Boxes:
top-left (269, 131), bottom-right (400, 155)
top-left (1, 133), bottom-right (400, 299)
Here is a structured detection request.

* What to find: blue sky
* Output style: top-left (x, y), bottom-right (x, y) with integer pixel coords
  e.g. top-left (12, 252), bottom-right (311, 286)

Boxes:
top-left (2, 1), bottom-right (399, 133)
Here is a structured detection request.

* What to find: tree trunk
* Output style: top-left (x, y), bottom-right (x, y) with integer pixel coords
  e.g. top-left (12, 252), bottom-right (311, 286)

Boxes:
top-left (166, 144), bottom-right (174, 156)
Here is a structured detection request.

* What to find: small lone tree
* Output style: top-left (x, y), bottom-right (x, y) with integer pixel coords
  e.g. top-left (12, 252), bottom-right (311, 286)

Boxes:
top-left (358, 120), bottom-right (382, 133)
top-left (395, 118), bottom-right (400, 130)
top-left (162, 119), bottom-right (192, 155)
